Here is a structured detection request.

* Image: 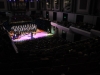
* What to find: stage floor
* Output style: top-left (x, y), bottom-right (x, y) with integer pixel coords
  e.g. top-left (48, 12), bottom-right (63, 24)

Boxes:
top-left (10, 29), bottom-right (53, 42)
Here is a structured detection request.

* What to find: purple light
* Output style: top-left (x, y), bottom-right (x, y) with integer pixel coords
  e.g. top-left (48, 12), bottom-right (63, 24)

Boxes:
top-left (14, 0), bottom-right (15, 1)
top-left (12, 30), bottom-right (53, 42)
top-left (30, 0), bottom-right (33, 2)
top-left (9, 0), bottom-right (11, 1)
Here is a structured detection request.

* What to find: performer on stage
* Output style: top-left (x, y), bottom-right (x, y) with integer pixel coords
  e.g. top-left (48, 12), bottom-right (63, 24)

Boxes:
top-left (31, 32), bottom-right (34, 39)
top-left (13, 33), bottom-right (16, 40)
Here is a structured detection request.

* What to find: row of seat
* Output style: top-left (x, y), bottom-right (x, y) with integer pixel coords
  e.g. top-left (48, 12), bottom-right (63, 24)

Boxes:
top-left (53, 20), bottom-right (95, 32)
top-left (0, 16), bottom-right (100, 75)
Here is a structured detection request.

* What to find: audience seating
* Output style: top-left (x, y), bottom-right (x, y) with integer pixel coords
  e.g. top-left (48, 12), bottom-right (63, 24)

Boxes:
top-left (0, 17), bottom-right (100, 75)
top-left (55, 21), bottom-right (95, 32)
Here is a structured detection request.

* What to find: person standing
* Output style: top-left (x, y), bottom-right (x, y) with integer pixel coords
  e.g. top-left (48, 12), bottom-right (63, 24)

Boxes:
top-left (31, 32), bottom-right (33, 39)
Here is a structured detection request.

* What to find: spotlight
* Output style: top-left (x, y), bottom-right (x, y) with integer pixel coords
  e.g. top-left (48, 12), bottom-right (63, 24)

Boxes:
top-left (30, 0), bottom-right (33, 2)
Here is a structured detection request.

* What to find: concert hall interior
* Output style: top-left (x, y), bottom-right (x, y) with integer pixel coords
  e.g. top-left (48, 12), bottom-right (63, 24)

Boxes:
top-left (0, 0), bottom-right (100, 75)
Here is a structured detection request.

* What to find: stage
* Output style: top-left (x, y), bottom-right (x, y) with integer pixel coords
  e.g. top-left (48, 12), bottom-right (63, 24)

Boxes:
top-left (9, 29), bottom-right (53, 42)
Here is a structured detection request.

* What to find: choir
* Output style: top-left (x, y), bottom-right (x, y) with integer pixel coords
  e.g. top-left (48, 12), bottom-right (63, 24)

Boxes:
top-left (10, 23), bottom-right (37, 39)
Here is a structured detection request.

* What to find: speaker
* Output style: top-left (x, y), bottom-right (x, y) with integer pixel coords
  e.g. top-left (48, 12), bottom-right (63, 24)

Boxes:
top-left (76, 15), bottom-right (84, 23)
top-left (53, 12), bottom-right (57, 21)
top-left (95, 17), bottom-right (100, 30)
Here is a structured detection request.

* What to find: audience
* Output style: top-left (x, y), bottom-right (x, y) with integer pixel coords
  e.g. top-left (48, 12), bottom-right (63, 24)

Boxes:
top-left (0, 15), bottom-right (100, 75)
